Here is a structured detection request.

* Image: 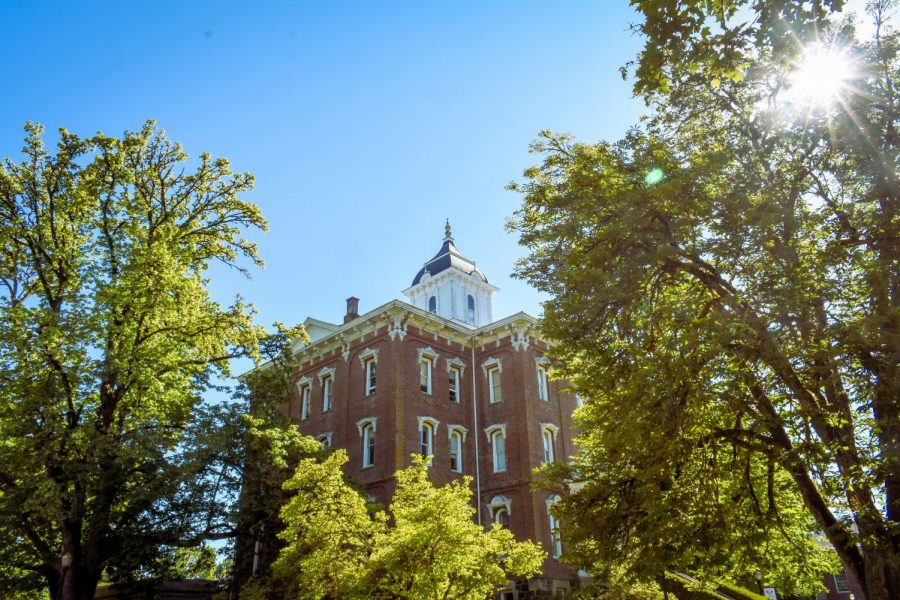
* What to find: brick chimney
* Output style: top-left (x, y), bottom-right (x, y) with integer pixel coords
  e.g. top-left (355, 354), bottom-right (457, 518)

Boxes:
top-left (344, 297), bottom-right (360, 323)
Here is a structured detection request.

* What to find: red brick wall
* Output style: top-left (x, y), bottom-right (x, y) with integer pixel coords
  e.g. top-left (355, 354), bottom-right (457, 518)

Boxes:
top-left (287, 315), bottom-right (580, 587)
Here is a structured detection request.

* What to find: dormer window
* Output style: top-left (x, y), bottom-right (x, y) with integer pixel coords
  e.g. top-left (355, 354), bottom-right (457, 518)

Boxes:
top-left (467, 295), bottom-right (475, 323)
top-left (428, 296), bottom-right (437, 313)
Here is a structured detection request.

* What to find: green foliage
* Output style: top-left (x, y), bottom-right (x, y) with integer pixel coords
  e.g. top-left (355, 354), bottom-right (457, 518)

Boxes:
top-left (0, 122), bottom-right (268, 598)
top-left (511, 2), bottom-right (898, 598)
top-left (230, 323), bottom-right (324, 593)
top-left (271, 453), bottom-right (545, 600)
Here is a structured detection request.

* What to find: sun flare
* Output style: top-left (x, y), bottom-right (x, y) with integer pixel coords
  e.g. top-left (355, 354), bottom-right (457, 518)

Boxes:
top-left (784, 43), bottom-right (856, 108)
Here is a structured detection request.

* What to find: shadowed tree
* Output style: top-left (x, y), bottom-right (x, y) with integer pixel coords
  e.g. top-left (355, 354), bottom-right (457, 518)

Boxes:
top-left (511, 1), bottom-right (897, 598)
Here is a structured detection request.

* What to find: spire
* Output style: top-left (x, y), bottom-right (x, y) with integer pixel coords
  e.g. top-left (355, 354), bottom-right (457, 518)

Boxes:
top-left (444, 219), bottom-right (453, 241)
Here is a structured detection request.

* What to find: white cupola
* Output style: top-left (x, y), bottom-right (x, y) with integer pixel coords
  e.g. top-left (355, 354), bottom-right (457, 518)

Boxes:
top-left (402, 221), bottom-right (498, 327)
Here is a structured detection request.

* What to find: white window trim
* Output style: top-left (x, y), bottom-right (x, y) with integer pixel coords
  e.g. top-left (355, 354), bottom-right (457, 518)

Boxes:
top-left (357, 347), bottom-right (379, 367)
top-left (447, 424), bottom-right (468, 443)
top-left (316, 432), bottom-right (333, 448)
top-left (540, 422), bottom-right (560, 440)
top-left (317, 365), bottom-right (335, 382)
top-left (480, 357), bottom-right (502, 375)
top-left (487, 494), bottom-right (512, 521)
top-left (356, 416), bottom-right (377, 436)
top-left (484, 424), bottom-right (507, 472)
top-left (445, 357), bottom-right (466, 375)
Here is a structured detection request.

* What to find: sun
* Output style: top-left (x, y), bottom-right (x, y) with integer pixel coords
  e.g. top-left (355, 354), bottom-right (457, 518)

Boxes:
top-left (783, 43), bottom-right (856, 108)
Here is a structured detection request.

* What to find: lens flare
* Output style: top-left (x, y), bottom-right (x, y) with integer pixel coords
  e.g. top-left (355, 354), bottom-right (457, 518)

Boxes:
top-left (783, 43), bottom-right (855, 108)
top-left (644, 168), bottom-right (664, 186)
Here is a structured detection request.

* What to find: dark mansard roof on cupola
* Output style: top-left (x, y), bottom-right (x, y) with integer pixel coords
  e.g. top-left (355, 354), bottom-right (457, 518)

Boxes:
top-left (411, 221), bottom-right (489, 286)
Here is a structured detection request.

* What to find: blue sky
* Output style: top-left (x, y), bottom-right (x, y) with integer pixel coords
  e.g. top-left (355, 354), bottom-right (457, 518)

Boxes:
top-left (1, 1), bottom-right (648, 340)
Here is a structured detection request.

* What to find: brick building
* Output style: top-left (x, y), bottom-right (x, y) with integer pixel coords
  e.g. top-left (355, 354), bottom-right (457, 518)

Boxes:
top-left (284, 223), bottom-right (581, 597)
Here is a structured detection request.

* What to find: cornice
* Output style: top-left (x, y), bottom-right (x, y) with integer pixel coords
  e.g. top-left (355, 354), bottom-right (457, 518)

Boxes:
top-left (289, 300), bottom-right (545, 368)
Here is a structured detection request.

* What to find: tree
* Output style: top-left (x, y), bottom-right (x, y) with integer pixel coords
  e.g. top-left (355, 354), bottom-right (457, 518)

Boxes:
top-left (0, 122), bottom-right (268, 599)
top-left (272, 453), bottom-right (545, 600)
top-left (230, 324), bottom-right (325, 596)
top-left (509, 1), bottom-right (897, 598)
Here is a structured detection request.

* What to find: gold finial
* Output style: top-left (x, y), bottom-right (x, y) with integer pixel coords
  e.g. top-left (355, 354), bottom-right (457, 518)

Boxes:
top-left (444, 219), bottom-right (452, 241)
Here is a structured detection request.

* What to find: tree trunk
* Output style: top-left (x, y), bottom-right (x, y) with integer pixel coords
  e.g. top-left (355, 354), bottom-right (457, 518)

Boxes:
top-left (58, 565), bottom-right (100, 600)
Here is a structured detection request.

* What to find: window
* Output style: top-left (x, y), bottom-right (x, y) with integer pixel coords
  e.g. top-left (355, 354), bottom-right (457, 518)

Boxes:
top-left (833, 569), bottom-right (851, 593)
top-left (428, 295), bottom-right (437, 313)
top-left (485, 424), bottom-right (507, 472)
top-left (322, 375), bottom-right (333, 411)
top-left (488, 495), bottom-right (511, 526)
top-left (448, 366), bottom-right (460, 403)
top-left (499, 592), bottom-right (514, 600)
top-left (420, 356), bottom-right (433, 394)
top-left (447, 425), bottom-right (467, 473)
top-left (316, 432), bottom-right (333, 449)
top-left (318, 366), bottom-right (335, 413)
top-left (418, 416), bottom-right (439, 464)
top-left (365, 358), bottom-right (376, 395)
top-left (467, 294), bottom-right (476, 323)
top-left (358, 347), bottom-right (378, 396)
top-left (446, 357), bottom-right (465, 403)
top-left (418, 347), bottom-right (438, 395)
top-left (542, 429), bottom-right (554, 463)
top-left (537, 366), bottom-right (549, 401)
top-left (547, 494), bottom-right (562, 558)
top-left (296, 377), bottom-right (312, 420)
top-left (535, 356), bottom-right (550, 401)
top-left (489, 367), bottom-right (502, 403)
top-left (540, 423), bottom-right (559, 464)
top-left (357, 417), bottom-right (377, 468)
top-left (482, 358), bottom-right (502, 404)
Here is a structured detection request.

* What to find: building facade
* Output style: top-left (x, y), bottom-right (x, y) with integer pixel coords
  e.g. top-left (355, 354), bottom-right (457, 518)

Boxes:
top-left (284, 225), bottom-right (581, 598)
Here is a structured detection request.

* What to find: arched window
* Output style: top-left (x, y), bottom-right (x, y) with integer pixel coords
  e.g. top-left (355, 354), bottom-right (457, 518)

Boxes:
top-left (542, 429), bottom-right (554, 463)
top-left (547, 494), bottom-right (562, 558)
top-left (296, 376), bottom-right (312, 420)
top-left (447, 425), bottom-right (467, 473)
top-left (488, 495), bottom-right (512, 526)
top-left (418, 347), bottom-right (438, 395)
top-left (466, 294), bottom-right (475, 323)
top-left (418, 416), bottom-right (439, 466)
top-left (318, 366), bottom-right (335, 412)
top-left (535, 356), bottom-right (550, 401)
top-left (541, 423), bottom-right (559, 464)
top-left (428, 296), bottom-right (437, 313)
top-left (484, 424), bottom-right (507, 473)
top-left (357, 417), bottom-right (377, 468)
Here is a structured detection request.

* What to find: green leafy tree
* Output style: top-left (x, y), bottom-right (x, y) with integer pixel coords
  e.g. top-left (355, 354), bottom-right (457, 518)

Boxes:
top-left (272, 453), bottom-right (545, 600)
top-left (510, 1), bottom-right (897, 598)
top-left (0, 122), bottom-right (268, 600)
top-left (231, 323), bottom-right (325, 596)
